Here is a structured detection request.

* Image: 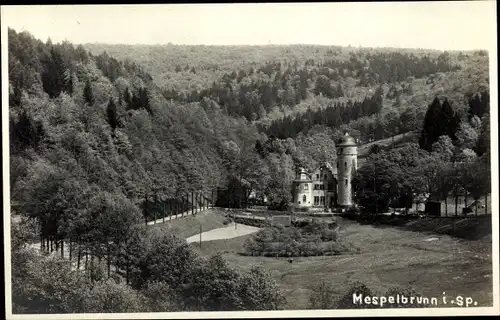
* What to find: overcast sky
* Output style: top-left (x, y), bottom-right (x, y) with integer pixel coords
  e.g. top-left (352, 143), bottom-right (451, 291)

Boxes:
top-left (1, 2), bottom-right (497, 51)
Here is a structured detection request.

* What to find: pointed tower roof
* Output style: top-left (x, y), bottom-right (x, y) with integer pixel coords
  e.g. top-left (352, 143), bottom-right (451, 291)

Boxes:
top-left (337, 132), bottom-right (357, 147)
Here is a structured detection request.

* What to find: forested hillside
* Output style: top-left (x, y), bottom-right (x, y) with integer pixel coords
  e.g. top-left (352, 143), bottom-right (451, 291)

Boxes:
top-left (8, 28), bottom-right (492, 313)
top-left (8, 29), bottom-right (284, 313)
top-left (85, 43), bottom-right (489, 143)
top-left (10, 29), bottom-right (491, 219)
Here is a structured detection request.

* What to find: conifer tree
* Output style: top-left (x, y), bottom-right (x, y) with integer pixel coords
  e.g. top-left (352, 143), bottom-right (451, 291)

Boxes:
top-left (83, 80), bottom-right (94, 106)
top-left (123, 87), bottom-right (132, 109)
top-left (475, 112), bottom-right (490, 156)
top-left (107, 99), bottom-right (118, 131)
top-left (419, 97), bottom-right (444, 151)
top-left (441, 98), bottom-right (461, 141)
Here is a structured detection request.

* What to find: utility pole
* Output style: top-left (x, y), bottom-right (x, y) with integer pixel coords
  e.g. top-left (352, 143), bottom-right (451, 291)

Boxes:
top-left (199, 224), bottom-right (202, 249)
top-left (373, 162), bottom-right (377, 215)
top-left (191, 192), bottom-right (194, 215)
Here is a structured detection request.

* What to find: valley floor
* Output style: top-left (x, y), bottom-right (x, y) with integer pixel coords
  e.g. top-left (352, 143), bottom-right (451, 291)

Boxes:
top-left (190, 217), bottom-right (493, 309)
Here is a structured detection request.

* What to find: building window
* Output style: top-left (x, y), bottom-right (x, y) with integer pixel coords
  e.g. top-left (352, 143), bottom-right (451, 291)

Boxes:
top-left (324, 174), bottom-right (327, 179)
top-left (345, 179), bottom-right (348, 186)
top-left (303, 195), bottom-right (307, 203)
top-left (336, 161), bottom-right (339, 168)
top-left (320, 196), bottom-right (325, 205)
top-left (316, 174), bottom-right (319, 179)
top-left (320, 184), bottom-right (324, 190)
top-left (303, 184), bottom-right (308, 190)
top-left (344, 161), bottom-right (347, 167)
top-left (340, 148), bottom-right (343, 153)
top-left (314, 196), bottom-right (320, 205)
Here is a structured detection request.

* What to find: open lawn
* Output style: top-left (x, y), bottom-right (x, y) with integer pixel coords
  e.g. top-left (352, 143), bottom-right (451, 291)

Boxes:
top-left (186, 223), bottom-right (260, 244)
top-left (151, 209), bottom-right (227, 238)
top-left (191, 217), bottom-right (493, 309)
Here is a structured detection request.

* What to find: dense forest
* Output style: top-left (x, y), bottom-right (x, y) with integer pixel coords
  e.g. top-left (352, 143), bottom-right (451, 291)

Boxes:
top-left (9, 28), bottom-right (491, 313)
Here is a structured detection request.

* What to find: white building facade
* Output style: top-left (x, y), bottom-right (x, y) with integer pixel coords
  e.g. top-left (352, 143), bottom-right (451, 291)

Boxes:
top-left (292, 132), bottom-right (357, 210)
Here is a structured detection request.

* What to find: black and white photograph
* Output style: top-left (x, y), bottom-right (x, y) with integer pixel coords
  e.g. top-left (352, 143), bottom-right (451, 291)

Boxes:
top-left (1, 2), bottom-right (498, 318)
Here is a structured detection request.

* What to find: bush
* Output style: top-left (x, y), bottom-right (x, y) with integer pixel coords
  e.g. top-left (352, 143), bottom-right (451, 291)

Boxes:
top-left (141, 281), bottom-right (181, 312)
top-left (243, 222), bottom-right (346, 257)
top-left (88, 260), bottom-right (107, 283)
top-left (12, 253), bottom-right (91, 314)
top-left (308, 280), bottom-right (337, 309)
top-left (267, 200), bottom-right (289, 211)
top-left (77, 279), bottom-right (146, 313)
top-left (239, 265), bottom-right (286, 310)
top-left (130, 232), bottom-right (199, 290)
top-left (336, 282), bottom-right (378, 309)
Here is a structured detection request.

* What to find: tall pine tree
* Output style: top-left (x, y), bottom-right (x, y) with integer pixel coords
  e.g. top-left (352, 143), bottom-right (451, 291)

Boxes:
top-left (419, 97), bottom-right (444, 151)
top-left (123, 87), bottom-right (132, 109)
top-left (106, 98), bottom-right (118, 131)
top-left (83, 80), bottom-right (94, 106)
top-left (441, 98), bottom-right (461, 141)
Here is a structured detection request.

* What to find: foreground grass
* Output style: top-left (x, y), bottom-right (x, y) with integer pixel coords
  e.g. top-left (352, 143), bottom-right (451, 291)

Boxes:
top-left (191, 217), bottom-right (493, 309)
top-left (151, 209), bottom-right (227, 238)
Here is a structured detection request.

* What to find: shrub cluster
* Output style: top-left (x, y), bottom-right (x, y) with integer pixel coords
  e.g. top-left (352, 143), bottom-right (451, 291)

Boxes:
top-left (243, 221), bottom-right (348, 257)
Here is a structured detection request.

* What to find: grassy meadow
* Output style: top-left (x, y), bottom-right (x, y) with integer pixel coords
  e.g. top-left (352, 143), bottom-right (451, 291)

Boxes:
top-left (190, 217), bottom-right (493, 309)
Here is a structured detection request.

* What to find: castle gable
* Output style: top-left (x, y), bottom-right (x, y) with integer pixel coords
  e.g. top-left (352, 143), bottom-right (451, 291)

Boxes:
top-left (310, 163), bottom-right (337, 183)
top-left (324, 162), bottom-right (337, 175)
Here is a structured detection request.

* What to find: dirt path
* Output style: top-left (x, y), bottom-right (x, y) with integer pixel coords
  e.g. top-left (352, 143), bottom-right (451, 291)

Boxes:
top-left (185, 222), bottom-right (261, 244)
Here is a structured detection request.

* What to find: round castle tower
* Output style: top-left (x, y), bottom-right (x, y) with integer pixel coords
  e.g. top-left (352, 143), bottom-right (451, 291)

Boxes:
top-left (336, 132), bottom-right (358, 207)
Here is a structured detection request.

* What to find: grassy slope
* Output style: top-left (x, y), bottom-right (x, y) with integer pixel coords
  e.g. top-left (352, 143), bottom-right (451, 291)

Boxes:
top-left (190, 233), bottom-right (252, 256)
top-left (151, 208), bottom-right (227, 238)
top-left (193, 217), bottom-right (492, 309)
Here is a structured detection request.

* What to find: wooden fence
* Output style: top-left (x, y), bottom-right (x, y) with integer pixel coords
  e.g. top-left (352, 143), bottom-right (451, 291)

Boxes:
top-left (142, 189), bottom-right (218, 224)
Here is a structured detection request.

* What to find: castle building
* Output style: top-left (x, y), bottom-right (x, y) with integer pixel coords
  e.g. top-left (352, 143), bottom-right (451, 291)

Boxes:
top-left (292, 132), bottom-right (358, 210)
